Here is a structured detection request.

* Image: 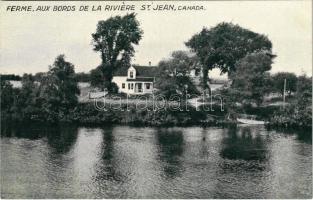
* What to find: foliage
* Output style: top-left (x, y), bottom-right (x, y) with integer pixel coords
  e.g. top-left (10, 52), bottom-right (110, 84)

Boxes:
top-left (270, 104), bottom-right (312, 129)
top-left (228, 52), bottom-right (273, 106)
top-left (91, 13), bottom-right (143, 91)
top-left (158, 51), bottom-right (201, 77)
top-left (186, 22), bottom-right (274, 89)
top-left (156, 76), bottom-right (200, 99)
top-left (269, 74), bottom-right (312, 128)
top-left (155, 51), bottom-right (200, 98)
top-left (66, 102), bottom-right (207, 126)
top-left (38, 55), bottom-right (80, 122)
top-left (90, 66), bottom-right (105, 89)
top-left (296, 74), bottom-right (312, 104)
top-left (33, 72), bottom-right (46, 82)
top-left (1, 81), bottom-right (16, 111)
top-left (1, 75), bottom-right (42, 121)
top-left (271, 72), bottom-right (298, 96)
top-left (1, 55), bottom-right (80, 122)
top-left (295, 74), bottom-right (312, 121)
top-left (74, 72), bottom-right (91, 82)
top-left (0, 74), bottom-right (21, 81)
top-left (17, 74), bottom-right (41, 120)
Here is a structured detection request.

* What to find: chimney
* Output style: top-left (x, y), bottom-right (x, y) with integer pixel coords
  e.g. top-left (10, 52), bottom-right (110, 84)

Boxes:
top-left (149, 61), bottom-right (151, 66)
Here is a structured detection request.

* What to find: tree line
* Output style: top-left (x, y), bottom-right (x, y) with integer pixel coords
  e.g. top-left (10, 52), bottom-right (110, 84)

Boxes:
top-left (1, 55), bottom-right (79, 122)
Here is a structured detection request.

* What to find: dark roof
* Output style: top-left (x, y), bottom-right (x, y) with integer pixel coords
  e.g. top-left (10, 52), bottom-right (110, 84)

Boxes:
top-left (127, 77), bottom-right (154, 82)
top-left (113, 65), bottom-right (157, 77)
top-left (113, 66), bottom-right (129, 76)
top-left (133, 65), bottom-right (158, 77)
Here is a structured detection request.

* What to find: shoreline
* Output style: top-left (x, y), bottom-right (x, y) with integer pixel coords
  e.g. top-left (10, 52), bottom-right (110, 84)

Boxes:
top-left (2, 114), bottom-right (311, 132)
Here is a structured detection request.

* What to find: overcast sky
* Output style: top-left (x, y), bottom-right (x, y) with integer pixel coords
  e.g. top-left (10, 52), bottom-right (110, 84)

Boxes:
top-left (0, 1), bottom-right (312, 77)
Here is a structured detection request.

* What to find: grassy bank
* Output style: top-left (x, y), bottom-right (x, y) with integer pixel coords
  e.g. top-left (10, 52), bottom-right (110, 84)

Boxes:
top-left (3, 100), bottom-right (311, 129)
top-left (1, 102), bottom-right (230, 126)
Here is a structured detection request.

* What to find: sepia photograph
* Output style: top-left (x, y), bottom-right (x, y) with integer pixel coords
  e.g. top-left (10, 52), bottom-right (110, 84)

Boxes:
top-left (0, 0), bottom-right (312, 199)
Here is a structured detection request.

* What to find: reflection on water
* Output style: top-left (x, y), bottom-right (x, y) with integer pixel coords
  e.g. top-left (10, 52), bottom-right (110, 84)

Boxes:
top-left (94, 127), bottom-right (122, 182)
top-left (156, 129), bottom-right (185, 178)
top-left (220, 126), bottom-right (268, 161)
top-left (1, 124), bottom-right (312, 198)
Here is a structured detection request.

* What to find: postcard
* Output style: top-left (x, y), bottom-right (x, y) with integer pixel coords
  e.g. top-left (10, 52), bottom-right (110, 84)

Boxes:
top-left (0, 0), bottom-right (312, 199)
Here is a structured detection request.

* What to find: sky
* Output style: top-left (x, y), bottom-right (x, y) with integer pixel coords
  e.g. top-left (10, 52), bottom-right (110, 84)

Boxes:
top-left (0, 1), bottom-right (312, 78)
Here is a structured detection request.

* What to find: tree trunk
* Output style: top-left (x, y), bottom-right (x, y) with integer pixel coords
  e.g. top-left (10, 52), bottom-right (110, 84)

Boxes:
top-left (202, 68), bottom-right (211, 93)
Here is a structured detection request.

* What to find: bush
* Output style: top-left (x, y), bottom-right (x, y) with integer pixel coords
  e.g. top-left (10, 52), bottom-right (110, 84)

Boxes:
top-left (269, 105), bottom-right (312, 129)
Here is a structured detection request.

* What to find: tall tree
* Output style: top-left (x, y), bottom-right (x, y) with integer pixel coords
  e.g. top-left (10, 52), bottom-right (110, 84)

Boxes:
top-left (158, 51), bottom-right (200, 77)
top-left (228, 51), bottom-right (273, 106)
top-left (40, 55), bottom-right (80, 121)
top-left (155, 51), bottom-right (200, 98)
top-left (91, 13), bottom-right (143, 91)
top-left (186, 22), bottom-right (274, 90)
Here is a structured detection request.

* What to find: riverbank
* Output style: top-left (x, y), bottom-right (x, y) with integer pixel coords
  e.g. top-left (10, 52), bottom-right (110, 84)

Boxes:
top-left (1, 102), bottom-right (229, 126)
top-left (3, 78), bottom-right (311, 129)
top-left (3, 100), bottom-right (311, 131)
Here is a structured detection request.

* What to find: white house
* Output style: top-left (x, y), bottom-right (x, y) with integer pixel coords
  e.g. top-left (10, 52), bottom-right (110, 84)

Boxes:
top-left (112, 65), bottom-right (157, 95)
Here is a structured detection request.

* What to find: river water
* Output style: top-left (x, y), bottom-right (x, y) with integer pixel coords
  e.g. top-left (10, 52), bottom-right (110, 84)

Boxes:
top-left (1, 124), bottom-right (312, 198)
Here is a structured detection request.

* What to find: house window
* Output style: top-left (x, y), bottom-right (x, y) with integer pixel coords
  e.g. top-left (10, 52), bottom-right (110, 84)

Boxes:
top-left (128, 83), bottom-right (130, 89)
top-left (131, 83), bottom-right (134, 89)
top-left (145, 83), bottom-right (150, 89)
top-left (122, 83), bottom-right (125, 89)
top-left (130, 71), bottom-right (133, 78)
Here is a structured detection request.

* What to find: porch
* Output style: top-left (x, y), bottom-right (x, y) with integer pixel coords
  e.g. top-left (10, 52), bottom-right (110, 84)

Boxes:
top-left (133, 82), bottom-right (153, 94)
